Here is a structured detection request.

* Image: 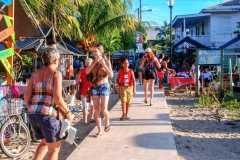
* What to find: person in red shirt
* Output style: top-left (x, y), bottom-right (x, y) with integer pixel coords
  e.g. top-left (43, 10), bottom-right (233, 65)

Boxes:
top-left (65, 59), bottom-right (73, 79)
top-left (65, 59), bottom-right (74, 95)
top-left (76, 58), bottom-right (95, 125)
top-left (116, 58), bottom-right (136, 120)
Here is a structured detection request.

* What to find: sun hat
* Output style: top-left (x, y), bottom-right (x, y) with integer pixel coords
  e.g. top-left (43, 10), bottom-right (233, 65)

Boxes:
top-left (144, 48), bottom-right (152, 53)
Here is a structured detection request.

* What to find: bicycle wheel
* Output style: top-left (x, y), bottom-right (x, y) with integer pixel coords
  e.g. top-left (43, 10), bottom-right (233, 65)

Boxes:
top-left (0, 118), bottom-right (31, 158)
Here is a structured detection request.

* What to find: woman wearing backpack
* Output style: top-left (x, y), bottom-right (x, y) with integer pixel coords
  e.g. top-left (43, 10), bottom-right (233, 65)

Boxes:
top-left (140, 48), bottom-right (161, 106)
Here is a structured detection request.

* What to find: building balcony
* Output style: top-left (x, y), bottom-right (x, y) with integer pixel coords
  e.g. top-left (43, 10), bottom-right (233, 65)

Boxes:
top-left (175, 35), bottom-right (210, 47)
top-left (175, 33), bottom-right (240, 49)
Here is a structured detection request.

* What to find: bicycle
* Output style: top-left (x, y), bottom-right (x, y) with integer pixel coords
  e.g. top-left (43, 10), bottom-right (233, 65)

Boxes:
top-left (0, 97), bottom-right (31, 158)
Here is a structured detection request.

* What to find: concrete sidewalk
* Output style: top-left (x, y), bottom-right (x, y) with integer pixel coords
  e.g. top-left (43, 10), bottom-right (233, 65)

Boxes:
top-left (67, 85), bottom-right (179, 160)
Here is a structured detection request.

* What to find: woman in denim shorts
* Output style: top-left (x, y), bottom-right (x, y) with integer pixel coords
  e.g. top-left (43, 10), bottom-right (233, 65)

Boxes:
top-left (24, 47), bottom-right (72, 159)
top-left (86, 44), bottom-right (113, 138)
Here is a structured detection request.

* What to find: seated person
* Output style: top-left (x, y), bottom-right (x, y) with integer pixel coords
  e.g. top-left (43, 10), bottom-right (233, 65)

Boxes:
top-left (182, 60), bottom-right (190, 72)
top-left (199, 68), bottom-right (213, 87)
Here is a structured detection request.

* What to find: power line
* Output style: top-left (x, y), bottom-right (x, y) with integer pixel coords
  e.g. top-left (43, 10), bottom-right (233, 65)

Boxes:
top-left (147, 12), bottom-right (169, 19)
top-left (142, 12), bottom-right (165, 24)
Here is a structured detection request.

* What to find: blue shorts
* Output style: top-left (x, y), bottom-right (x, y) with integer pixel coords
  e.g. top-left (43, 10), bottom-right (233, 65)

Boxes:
top-left (91, 83), bottom-right (110, 96)
top-left (28, 114), bottom-right (61, 143)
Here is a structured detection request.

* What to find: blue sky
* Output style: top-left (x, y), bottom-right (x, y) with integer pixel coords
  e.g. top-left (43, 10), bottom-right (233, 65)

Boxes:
top-left (132, 0), bottom-right (229, 26)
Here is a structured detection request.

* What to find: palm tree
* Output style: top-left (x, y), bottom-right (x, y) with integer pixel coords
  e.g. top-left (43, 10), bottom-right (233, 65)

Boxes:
top-left (98, 30), bottom-right (121, 60)
top-left (76, 0), bottom-right (136, 54)
top-left (120, 30), bottom-right (137, 55)
top-left (20, 0), bottom-right (84, 39)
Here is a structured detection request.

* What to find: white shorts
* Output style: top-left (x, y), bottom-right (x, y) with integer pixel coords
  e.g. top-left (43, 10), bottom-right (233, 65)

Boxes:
top-left (80, 95), bottom-right (93, 107)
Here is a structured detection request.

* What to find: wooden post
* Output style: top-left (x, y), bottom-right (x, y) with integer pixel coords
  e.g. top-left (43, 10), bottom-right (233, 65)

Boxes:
top-left (238, 58), bottom-right (240, 85)
top-left (229, 58), bottom-right (234, 96)
top-left (7, 0), bottom-right (14, 86)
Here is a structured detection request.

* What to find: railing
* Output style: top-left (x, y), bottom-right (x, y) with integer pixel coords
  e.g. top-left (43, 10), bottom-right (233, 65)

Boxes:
top-left (190, 35), bottom-right (210, 46)
top-left (174, 34), bottom-right (240, 49)
top-left (175, 35), bottom-right (210, 47)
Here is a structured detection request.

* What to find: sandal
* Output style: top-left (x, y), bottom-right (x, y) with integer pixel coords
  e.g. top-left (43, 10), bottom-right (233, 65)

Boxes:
top-left (83, 122), bottom-right (89, 126)
top-left (104, 125), bottom-right (110, 132)
top-left (143, 100), bottom-right (148, 104)
top-left (90, 119), bottom-right (96, 123)
top-left (125, 117), bottom-right (130, 120)
top-left (94, 133), bottom-right (102, 138)
top-left (120, 116), bottom-right (124, 121)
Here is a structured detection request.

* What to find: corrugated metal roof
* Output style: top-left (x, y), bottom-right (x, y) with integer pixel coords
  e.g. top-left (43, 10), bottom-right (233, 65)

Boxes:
top-left (146, 27), bottom-right (161, 41)
top-left (201, 0), bottom-right (240, 12)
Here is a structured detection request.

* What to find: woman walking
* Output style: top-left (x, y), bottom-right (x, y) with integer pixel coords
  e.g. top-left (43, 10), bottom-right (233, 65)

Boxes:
top-left (86, 44), bottom-right (113, 138)
top-left (76, 58), bottom-right (95, 126)
top-left (134, 54), bottom-right (144, 85)
top-left (24, 47), bottom-right (72, 160)
top-left (140, 48), bottom-right (161, 106)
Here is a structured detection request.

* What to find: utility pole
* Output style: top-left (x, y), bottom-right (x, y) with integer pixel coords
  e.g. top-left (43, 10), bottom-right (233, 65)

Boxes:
top-left (140, 0), bottom-right (142, 23)
top-left (138, 8), bottom-right (140, 22)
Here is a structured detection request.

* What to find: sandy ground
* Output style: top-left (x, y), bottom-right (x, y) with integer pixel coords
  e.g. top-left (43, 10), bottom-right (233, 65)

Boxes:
top-left (166, 96), bottom-right (240, 160)
top-left (0, 94), bottom-right (119, 160)
top-left (2, 86), bottom-right (240, 160)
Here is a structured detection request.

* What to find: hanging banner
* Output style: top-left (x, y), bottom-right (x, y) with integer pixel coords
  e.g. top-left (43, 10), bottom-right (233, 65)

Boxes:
top-left (0, 0), bottom-right (12, 6)
top-left (0, 58), bottom-right (14, 79)
top-left (0, 48), bottom-right (14, 60)
top-left (0, 26), bottom-right (14, 42)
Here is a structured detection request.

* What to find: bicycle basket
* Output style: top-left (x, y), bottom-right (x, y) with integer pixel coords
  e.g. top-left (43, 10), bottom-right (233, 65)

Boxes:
top-left (7, 98), bottom-right (23, 115)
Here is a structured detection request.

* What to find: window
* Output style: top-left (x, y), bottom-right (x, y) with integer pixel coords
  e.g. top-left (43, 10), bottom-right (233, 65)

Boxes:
top-left (218, 16), bottom-right (232, 34)
top-left (202, 22), bottom-right (205, 35)
top-left (196, 26), bottom-right (200, 35)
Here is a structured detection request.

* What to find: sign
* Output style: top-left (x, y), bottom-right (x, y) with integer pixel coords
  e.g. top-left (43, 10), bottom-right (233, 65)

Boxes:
top-left (0, 26), bottom-right (14, 42)
top-left (0, 58), bottom-right (14, 79)
top-left (3, 15), bottom-right (15, 42)
top-left (0, 48), bottom-right (14, 60)
top-left (0, 0), bottom-right (12, 6)
top-left (198, 49), bottom-right (221, 65)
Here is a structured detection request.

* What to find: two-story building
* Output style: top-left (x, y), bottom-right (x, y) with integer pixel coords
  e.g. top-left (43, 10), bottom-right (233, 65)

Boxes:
top-left (172, 0), bottom-right (240, 72)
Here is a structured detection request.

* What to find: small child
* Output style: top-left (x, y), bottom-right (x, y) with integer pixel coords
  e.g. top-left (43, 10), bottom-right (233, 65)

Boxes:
top-left (116, 58), bottom-right (136, 120)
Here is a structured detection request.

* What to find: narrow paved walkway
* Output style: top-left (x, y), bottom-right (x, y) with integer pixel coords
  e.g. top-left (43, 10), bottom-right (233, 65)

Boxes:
top-left (67, 84), bottom-right (178, 160)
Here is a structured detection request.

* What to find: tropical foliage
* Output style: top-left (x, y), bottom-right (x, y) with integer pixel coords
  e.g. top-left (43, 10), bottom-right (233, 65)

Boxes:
top-left (20, 0), bottom-right (82, 39)
top-left (151, 21), bottom-right (172, 54)
top-left (75, 0), bottom-right (137, 54)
